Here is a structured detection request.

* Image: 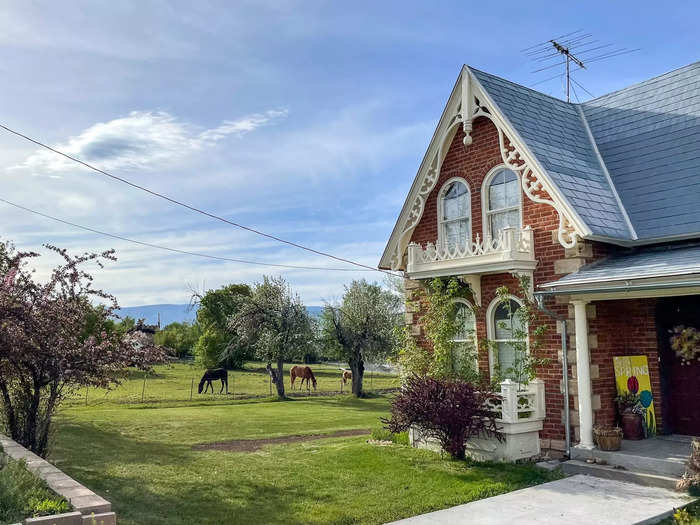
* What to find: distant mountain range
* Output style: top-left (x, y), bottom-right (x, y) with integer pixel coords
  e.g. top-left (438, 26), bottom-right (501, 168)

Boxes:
top-left (115, 304), bottom-right (324, 327)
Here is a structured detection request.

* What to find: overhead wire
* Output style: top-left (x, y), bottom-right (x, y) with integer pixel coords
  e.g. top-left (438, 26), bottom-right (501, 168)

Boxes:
top-left (0, 197), bottom-right (384, 273)
top-left (0, 123), bottom-right (387, 274)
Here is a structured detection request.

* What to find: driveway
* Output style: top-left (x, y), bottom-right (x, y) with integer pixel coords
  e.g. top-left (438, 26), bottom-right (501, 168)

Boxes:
top-left (387, 474), bottom-right (694, 525)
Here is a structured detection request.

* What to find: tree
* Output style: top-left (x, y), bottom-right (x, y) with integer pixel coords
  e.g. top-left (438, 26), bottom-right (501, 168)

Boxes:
top-left (231, 276), bottom-right (312, 399)
top-left (321, 280), bottom-right (401, 397)
top-left (383, 376), bottom-right (502, 460)
top-left (154, 321), bottom-right (202, 358)
top-left (0, 242), bottom-right (163, 457)
top-left (192, 284), bottom-right (252, 369)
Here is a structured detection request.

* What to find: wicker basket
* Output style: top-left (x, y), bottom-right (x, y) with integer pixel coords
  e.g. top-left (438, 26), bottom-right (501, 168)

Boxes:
top-left (593, 426), bottom-right (623, 451)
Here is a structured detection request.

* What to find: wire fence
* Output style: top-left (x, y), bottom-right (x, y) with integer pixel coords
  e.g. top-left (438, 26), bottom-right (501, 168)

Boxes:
top-left (67, 361), bottom-right (400, 407)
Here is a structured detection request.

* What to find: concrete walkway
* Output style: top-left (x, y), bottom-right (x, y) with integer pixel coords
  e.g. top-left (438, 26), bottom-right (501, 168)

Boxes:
top-left (387, 475), bottom-right (694, 525)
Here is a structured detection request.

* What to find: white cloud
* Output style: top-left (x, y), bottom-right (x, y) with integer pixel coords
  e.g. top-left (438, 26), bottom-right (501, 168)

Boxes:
top-left (14, 109), bottom-right (288, 175)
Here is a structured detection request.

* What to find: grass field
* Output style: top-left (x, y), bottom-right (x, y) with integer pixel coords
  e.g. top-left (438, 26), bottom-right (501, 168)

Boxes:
top-left (52, 395), bottom-right (560, 525)
top-left (65, 361), bottom-right (400, 407)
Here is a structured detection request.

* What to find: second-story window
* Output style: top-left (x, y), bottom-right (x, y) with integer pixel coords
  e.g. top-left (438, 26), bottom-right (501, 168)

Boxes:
top-left (485, 168), bottom-right (521, 240)
top-left (439, 178), bottom-right (471, 248)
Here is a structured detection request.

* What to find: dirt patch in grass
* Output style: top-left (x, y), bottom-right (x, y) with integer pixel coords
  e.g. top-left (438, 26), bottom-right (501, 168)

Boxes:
top-left (193, 428), bottom-right (371, 453)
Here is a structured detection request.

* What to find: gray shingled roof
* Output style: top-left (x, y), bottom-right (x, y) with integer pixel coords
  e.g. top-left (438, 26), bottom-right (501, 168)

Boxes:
top-left (469, 62), bottom-right (700, 243)
top-left (581, 62), bottom-right (700, 240)
top-left (541, 243), bottom-right (700, 287)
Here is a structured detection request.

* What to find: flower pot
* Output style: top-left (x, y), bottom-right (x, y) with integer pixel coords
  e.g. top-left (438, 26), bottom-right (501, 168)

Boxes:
top-left (621, 411), bottom-right (644, 440)
top-left (593, 427), bottom-right (623, 451)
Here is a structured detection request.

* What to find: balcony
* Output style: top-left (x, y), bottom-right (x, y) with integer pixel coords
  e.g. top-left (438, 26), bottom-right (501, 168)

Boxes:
top-left (406, 226), bottom-right (537, 279)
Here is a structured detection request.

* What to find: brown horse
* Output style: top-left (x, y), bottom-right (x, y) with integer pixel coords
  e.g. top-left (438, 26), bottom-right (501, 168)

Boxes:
top-left (290, 365), bottom-right (317, 391)
top-left (340, 368), bottom-right (352, 384)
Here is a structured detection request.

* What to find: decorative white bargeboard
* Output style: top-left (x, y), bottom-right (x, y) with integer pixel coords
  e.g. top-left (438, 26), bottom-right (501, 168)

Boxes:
top-left (410, 379), bottom-right (545, 462)
top-left (406, 226), bottom-right (536, 278)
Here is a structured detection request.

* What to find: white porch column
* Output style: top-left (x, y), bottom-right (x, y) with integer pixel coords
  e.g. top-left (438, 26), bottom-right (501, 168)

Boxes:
top-left (572, 300), bottom-right (594, 449)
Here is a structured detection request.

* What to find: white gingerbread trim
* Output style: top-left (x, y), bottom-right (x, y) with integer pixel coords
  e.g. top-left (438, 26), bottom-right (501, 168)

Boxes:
top-left (379, 66), bottom-right (590, 271)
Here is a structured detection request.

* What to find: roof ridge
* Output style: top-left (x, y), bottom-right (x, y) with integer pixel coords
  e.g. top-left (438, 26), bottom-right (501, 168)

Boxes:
top-left (576, 104), bottom-right (637, 240)
top-left (466, 65), bottom-right (577, 106)
top-left (585, 61), bottom-right (700, 103)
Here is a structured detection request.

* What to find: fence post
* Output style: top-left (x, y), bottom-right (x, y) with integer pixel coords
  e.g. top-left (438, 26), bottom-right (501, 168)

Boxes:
top-left (141, 374), bottom-right (147, 403)
top-left (190, 377), bottom-right (194, 401)
top-left (340, 379), bottom-right (343, 394)
top-left (85, 387), bottom-right (88, 407)
top-left (231, 373), bottom-right (234, 399)
top-left (269, 374), bottom-right (272, 396)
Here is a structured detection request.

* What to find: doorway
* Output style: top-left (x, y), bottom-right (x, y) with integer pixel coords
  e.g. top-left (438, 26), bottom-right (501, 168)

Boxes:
top-left (657, 296), bottom-right (700, 436)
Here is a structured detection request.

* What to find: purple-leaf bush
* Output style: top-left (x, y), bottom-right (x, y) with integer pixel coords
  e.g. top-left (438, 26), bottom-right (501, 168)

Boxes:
top-left (383, 375), bottom-right (502, 460)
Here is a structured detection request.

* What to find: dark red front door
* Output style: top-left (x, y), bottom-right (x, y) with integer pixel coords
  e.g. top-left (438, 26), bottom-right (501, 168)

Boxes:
top-left (658, 297), bottom-right (700, 436)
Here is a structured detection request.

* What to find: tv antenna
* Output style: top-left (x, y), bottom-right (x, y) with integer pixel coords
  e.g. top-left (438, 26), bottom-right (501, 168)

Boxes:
top-left (523, 30), bottom-right (640, 102)
top-left (550, 40), bottom-right (585, 102)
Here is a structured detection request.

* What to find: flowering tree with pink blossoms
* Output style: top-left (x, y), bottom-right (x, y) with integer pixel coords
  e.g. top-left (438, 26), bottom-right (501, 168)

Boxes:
top-left (0, 241), bottom-right (164, 457)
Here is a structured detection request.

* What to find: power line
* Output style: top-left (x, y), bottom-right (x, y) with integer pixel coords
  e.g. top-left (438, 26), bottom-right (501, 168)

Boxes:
top-left (0, 197), bottom-right (382, 273)
top-left (0, 123), bottom-right (383, 274)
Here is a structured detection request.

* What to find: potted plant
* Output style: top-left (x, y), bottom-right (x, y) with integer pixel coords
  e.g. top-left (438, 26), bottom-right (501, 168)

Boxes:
top-left (615, 392), bottom-right (644, 440)
top-left (593, 425), bottom-right (623, 451)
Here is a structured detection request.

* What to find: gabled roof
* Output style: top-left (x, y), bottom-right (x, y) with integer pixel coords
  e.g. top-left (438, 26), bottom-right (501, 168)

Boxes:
top-left (471, 62), bottom-right (700, 244)
top-left (471, 68), bottom-right (633, 240)
top-left (581, 62), bottom-right (700, 241)
top-left (380, 62), bottom-right (700, 270)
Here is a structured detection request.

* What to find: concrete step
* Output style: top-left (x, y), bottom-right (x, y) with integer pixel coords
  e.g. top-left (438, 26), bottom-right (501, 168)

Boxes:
top-left (571, 445), bottom-right (688, 477)
top-left (562, 460), bottom-right (680, 490)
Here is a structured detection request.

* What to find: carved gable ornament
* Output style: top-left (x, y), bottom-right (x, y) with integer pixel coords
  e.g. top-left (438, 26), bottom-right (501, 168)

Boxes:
top-left (388, 67), bottom-right (584, 271)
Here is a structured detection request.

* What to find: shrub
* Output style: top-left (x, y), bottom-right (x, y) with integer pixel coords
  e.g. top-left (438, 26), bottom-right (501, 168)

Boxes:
top-left (383, 376), bottom-right (502, 460)
top-left (0, 455), bottom-right (69, 523)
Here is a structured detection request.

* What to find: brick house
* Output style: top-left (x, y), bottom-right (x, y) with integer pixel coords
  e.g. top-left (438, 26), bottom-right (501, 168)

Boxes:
top-left (379, 62), bottom-right (700, 457)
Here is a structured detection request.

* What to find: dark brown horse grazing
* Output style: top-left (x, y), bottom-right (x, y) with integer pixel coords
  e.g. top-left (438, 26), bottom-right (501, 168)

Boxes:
top-left (290, 365), bottom-right (317, 391)
top-left (198, 368), bottom-right (229, 394)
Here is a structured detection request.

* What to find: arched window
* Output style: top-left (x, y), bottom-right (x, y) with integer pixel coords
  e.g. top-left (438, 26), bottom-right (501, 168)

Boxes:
top-left (439, 178), bottom-right (471, 248)
top-left (484, 168), bottom-right (521, 240)
top-left (452, 299), bottom-right (477, 373)
top-left (487, 297), bottom-right (526, 378)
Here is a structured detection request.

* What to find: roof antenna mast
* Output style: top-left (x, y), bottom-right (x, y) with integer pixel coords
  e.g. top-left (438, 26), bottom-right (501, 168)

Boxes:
top-left (523, 30), bottom-right (640, 101)
top-left (550, 40), bottom-right (585, 102)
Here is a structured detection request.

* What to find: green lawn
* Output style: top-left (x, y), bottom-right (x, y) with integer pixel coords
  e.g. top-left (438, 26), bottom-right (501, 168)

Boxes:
top-left (51, 395), bottom-right (560, 525)
top-left (64, 361), bottom-right (400, 407)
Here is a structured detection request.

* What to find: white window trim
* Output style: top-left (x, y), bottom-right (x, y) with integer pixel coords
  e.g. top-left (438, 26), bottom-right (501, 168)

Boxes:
top-left (481, 165), bottom-right (523, 241)
top-left (485, 294), bottom-right (528, 379)
top-left (437, 177), bottom-right (472, 248)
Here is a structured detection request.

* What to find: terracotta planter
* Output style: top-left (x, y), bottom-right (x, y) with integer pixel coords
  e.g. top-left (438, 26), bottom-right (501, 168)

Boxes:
top-left (620, 411), bottom-right (644, 440)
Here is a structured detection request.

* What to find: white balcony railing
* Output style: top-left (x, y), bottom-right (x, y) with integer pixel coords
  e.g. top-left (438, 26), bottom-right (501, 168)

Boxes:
top-left (486, 379), bottom-right (546, 424)
top-left (406, 226), bottom-right (536, 277)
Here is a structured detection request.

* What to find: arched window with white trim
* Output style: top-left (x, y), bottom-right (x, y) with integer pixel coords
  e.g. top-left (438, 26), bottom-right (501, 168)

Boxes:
top-left (483, 168), bottom-right (521, 240)
top-left (438, 178), bottom-right (471, 248)
top-left (487, 296), bottom-right (526, 379)
top-left (452, 299), bottom-right (477, 376)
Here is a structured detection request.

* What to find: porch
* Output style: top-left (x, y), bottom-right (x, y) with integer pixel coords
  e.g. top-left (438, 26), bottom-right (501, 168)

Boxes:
top-left (565, 435), bottom-right (692, 489)
top-left (537, 243), bottom-right (700, 454)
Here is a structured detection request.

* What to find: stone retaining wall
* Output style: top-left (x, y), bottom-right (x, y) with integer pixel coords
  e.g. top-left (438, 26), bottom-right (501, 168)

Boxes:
top-left (0, 434), bottom-right (116, 525)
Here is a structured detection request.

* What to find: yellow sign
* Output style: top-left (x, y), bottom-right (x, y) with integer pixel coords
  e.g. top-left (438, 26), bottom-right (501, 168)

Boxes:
top-left (613, 356), bottom-right (656, 436)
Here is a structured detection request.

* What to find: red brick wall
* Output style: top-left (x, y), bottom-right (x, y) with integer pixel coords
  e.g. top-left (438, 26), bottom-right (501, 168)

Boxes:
top-left (407, 118), bottom-right (572, 440)
top-left (589, 299), bottom-right (662, 430)
top-left (404, 116), bottom-right (663, 444)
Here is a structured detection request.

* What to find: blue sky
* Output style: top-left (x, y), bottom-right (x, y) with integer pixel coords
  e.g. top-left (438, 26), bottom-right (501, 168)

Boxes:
top-left (0, 1), bottom-right (697, 306)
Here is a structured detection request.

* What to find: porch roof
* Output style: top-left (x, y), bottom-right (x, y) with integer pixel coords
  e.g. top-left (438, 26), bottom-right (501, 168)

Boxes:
top-left (540, 243), bottom-right (700, 289)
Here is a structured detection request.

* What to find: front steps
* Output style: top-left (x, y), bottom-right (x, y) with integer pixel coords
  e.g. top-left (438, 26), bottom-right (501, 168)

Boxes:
top-left (563, 460), bottom-right (680, 490)
top-left (561, 436), bottom-right (691, 490)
